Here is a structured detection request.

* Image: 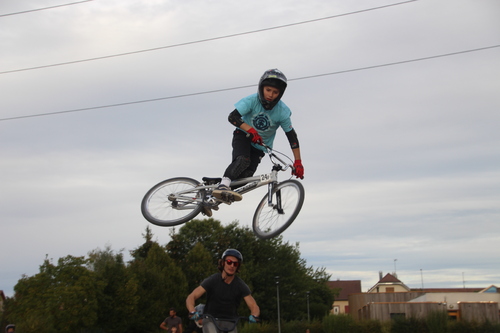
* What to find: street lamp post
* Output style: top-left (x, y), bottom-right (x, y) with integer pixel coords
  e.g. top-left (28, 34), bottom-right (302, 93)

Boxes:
top-left (276, 276), bottom-right (281, 333)
top-left (306, 291), bottom-right (310, 322)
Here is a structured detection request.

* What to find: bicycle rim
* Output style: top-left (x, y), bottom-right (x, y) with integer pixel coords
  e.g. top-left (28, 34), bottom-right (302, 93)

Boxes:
top-left (252, 180), bottom-right (305, 239)
top-left (141, 177), bottom-right (202, 226)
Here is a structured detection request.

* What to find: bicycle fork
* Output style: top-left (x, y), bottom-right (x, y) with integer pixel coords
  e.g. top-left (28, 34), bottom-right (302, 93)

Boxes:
top-left (268, 183), bottom-right (284, 214)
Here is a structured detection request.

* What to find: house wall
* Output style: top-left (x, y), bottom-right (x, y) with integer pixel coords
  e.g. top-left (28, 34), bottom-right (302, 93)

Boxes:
top-left (349, 292), bottom-right (425, 320)
top-left (409, 292), bottom-right (500, 311)
top-left (459, 302), bottom-right (499, 323)
top-left (359, 302), bottom-right (448, 321)
top-left (331, 300), bottom-right (348, 315)
top-left (350, 292), bottom-right (500, 323)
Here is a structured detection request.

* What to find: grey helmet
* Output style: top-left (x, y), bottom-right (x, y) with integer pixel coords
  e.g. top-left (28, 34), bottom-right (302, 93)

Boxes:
top-left (258, 69), bottom-right (287, 110)
top-left (221, 248), bottom-right (243, 263)
top-left (218, 248), bottom-right (243, 272)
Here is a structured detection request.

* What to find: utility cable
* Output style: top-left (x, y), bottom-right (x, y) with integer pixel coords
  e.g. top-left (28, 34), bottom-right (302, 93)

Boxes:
top-left (0, 0), bottom-right (417, 75)
top-left (1, 44), bottom-right (498, 123)
top-left (0, 0), bottom-right (93, 18)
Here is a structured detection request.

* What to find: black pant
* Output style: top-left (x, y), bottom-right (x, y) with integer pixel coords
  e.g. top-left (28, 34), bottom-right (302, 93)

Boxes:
top-left (223, 129), bottom-right (265, 180)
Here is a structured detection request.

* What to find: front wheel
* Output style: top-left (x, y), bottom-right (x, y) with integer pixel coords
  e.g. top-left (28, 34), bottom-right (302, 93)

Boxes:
top-left (252, 180), bottom-right (305, 239)
top-left (141, 177), bottom-right (203, 227)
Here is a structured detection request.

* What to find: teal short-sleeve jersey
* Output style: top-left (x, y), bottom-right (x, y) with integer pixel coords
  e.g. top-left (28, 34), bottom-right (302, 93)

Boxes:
top-left (235, 93), bottom-right (293, 151)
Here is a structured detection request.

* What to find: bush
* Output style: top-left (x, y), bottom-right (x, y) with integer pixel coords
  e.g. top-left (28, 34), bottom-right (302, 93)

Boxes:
top-left (323, 314), bottom-right (354, 333)
top-left (426, 311), bottom-right (449, 333)
top-left (448, 319), bottom-right (500, 333)
top-left (390, 316), bottom-right (427, 333)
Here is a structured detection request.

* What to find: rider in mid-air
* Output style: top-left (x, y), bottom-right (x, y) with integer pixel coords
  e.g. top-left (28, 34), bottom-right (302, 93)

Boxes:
top-left (209, 69), bottom-right (304, 216)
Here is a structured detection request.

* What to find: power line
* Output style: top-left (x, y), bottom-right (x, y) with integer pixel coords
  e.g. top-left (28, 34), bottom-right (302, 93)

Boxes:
top-left (0, 0), bottom-right (417, 75)
top-left (0, 0), bottom-right (93, 18)
top-left (289, 45), bottom-right (500, 81)
top-left (1, 44), bottom-right (498, 123)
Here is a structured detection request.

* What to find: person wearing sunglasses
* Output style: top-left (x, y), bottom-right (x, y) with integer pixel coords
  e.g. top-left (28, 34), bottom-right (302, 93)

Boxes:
top-left (186, 249), bottom-right (260, 333)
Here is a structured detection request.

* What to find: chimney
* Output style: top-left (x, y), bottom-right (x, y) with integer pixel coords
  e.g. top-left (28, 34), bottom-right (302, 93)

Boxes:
top-left (379, 271), bottom-right (383, 280)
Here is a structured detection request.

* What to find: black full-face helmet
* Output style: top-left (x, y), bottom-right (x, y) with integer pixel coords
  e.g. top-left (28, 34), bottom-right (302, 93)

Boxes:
top-left (258, 69), bottom-right (287, 110)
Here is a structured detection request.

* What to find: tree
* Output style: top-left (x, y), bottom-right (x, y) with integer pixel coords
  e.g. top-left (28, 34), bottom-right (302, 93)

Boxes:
top-left (10, 255), bottom-right (101, 333)
top-left (128, 233), bottom-right (188, 332)
top-left (165, 219), bottom-right (335, 322)
top-left (184, 242), bottom-right (217, 292)
top-left (87, 246), bottom-right (139, 333)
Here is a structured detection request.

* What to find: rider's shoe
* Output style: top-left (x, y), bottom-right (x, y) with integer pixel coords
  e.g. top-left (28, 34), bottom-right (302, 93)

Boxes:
top-left (212, 184), bottom-right (243, 202)
top-left (202, 206), bottom-right (213, 217)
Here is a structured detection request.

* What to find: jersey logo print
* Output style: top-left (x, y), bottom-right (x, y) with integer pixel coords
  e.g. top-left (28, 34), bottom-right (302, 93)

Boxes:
top-left (253, 114), bottom-right (270, 131)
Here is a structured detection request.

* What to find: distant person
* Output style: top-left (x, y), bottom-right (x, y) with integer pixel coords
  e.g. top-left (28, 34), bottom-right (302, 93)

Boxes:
top-left (186, 249), bottom-right (260, 333)
top-left (5, 325), bottom-right (15, 333)
top-left (160, 307), bottom-right (183, 333)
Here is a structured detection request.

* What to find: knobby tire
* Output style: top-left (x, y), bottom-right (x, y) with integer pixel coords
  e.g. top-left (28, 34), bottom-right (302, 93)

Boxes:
top-left (141, 177), bottom-right (202, 226)
top-left (252, 179), bottom-right (305, 239)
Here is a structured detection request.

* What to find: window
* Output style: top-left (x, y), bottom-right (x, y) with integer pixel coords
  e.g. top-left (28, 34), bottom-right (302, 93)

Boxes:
top-left (386, 287), bottom-right (395, 293)
top-left (390, 313), bottom-right (405, 320)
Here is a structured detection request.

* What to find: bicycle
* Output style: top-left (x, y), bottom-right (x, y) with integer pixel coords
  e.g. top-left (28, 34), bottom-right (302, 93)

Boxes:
top-left (141, 144), bottom-right (305, 239)
top-left (198, 314), bottom-right (248, 333)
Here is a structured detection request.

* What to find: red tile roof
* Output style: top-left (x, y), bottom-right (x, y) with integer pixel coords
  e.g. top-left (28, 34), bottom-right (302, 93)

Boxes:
top-left (327, 280), bottom-right (362, 300)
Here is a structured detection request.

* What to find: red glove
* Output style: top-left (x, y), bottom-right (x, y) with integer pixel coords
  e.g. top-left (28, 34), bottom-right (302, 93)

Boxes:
top-left (247, 127), bottom-right (263, 145)
top-left (292, 160), bottom-right (304, 179)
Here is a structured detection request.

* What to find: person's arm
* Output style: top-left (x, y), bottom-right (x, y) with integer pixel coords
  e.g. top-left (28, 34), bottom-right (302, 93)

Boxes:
top-left (292, 147), bottom-right (301, 161)
top-left (178, 323), bottom-right (183, 333)
top-left (186, 286), bottom-right (206, 313)
top-left (243, 294), bottom-right (260, 317)
top-left (285, 129), bottom-right (304, 179)
top-left (160, 321), bottom-right (168, 330)
top-left (228, 109), bottom-right (262, 144)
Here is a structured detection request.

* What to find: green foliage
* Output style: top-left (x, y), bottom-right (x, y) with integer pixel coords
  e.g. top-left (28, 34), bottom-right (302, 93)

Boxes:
top-left (448, 319), bottom-right (500, 333)
top-left (87, 246), bottom-right (139, 333)
top-left (323, 314), bottom-right (355, 333)
top-left (281, 320), bottom-right (324, 333)
top-left (166, 219), bottom-right (334, 322)
top-left (391, 316), bottom-right (427, 333)
top-left (128, 241), bottom-right (188, 332)
top-left (323, 315), bottom-right (384, 333)
top-left (425, 310), bottom-right (449, 333)
top-left (3, 219), bottom-right (334, 332)
top-left (9, 255), bottom-right (101, 333)
top-left (184, 242), bottom-right (217, 292)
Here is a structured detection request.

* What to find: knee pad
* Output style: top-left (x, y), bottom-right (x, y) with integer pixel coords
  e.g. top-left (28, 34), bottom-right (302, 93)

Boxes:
top-left (225, 155), bottom-right (251, 180)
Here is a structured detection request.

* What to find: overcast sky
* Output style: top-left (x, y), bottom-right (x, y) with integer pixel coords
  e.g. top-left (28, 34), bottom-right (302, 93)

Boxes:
top-left (1, 0), bottom-right (499, 298)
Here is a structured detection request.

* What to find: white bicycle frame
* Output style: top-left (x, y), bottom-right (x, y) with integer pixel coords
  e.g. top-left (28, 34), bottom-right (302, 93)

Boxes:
top-left (173, 146), bottom-right (292, 207)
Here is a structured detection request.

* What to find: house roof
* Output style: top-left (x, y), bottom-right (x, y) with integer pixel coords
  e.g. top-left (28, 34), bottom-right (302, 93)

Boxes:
top-left (480, 285), bottom-right (498, 293)
top-left (410, 288), bottom-right (484, 293)
top-left (327, 280), bottom-right (362, 300)
top-left (367, 273), bottom-right (411, 292)
top-left (379, 273), bottom-right (402, 283)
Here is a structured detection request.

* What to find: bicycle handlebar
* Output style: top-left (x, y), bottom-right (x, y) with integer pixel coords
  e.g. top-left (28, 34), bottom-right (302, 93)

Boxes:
top-left (199, 314), bottom-right (248, 333)
top-left (244, 136), bottom-right (295, 174)
top-left (261, 144), bottom-right (295, 173)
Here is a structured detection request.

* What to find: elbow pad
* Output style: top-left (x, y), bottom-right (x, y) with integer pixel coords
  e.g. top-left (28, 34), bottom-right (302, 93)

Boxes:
top-left (285, 129), bottom-right (300, 149)
top-left (228, 109), bottom-right (244, 127)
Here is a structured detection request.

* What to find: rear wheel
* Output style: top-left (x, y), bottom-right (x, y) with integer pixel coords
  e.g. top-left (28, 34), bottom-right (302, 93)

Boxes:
top-left (141, 177), bottom-right (203, 226)
top-left (252, 180), bottom-right (305, 239)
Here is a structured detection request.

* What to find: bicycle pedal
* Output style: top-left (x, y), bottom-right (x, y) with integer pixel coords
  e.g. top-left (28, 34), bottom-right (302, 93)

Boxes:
top-left (212, 189), bottom-right (242, 202)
